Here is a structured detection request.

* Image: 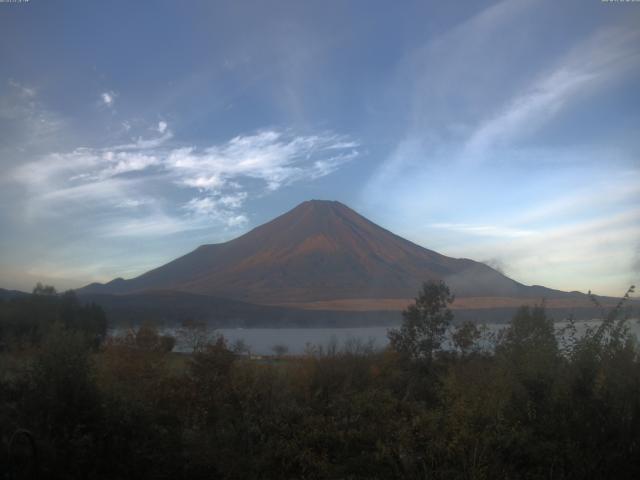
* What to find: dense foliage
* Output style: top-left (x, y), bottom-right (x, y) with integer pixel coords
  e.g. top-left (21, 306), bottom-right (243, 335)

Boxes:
top-left (1, 283), bottom-right (639, 479)
top-left (0, 284), bottom-right (107, 348)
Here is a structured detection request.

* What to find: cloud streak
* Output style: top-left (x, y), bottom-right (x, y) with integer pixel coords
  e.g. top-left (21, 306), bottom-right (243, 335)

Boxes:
top-left (428, 208), bottom-right (640, 295)
top-left (367, 6), bottom-right (640, 190)
top-left (358, 1), bottom-right (640, 296)
top-left (168, 130), bottom-right (358, 192)
top-left (429, 223), bottom-right (534, 239)
top-left (462, 26), bottom-right (640, 163)
top-left (0, 80), bottom-right (65, 156)
top-left (9, 125), bottom-right (359, 234)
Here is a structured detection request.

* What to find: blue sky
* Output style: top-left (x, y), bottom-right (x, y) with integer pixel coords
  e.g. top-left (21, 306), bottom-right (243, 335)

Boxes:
top-left (0, 0), bottom-right (638, 296)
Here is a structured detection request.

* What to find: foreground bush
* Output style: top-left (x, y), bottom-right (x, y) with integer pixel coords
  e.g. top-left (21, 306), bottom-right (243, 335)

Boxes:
top-left (0, 284), bottom-right (638, 479)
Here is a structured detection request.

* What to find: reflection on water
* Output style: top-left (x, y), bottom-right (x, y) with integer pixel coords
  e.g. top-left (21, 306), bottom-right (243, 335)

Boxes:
top-left (112, 319), bottom-right (640, 356)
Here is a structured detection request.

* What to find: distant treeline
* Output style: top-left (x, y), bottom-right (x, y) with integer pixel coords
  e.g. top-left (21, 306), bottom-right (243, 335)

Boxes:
top-left (0, 283), bottom-right (639, 479)
top-left (0, 283), bottom-right (107, 347)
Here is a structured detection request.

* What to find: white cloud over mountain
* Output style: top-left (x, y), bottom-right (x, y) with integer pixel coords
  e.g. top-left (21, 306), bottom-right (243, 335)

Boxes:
top-left (9, 124), bottom-right (359, 233)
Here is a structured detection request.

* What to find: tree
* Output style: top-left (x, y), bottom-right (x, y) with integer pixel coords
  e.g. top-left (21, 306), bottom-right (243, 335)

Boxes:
top-left (178, 319), bottom-right (210, 353)
top-left (23, 323), bottom-right (102, 477)
top-left (388, 281), bottom-right (454, 362)
top-left (271, 344), bottom-right (289, 357)
top-left (497, 304), bottom-right (558, 363)
top-left (32, 283), bottom-right (57, 296)
top-left (452, 320), bottom-right (482, 357)
top-left (231, 338), bottom-right (250, 356)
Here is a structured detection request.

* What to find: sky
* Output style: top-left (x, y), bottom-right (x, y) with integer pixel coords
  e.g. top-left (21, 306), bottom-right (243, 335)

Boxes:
top-left (0, 0), bottom-right (639, 296)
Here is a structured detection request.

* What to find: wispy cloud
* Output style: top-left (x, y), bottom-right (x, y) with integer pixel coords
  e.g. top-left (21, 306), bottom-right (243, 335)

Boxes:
top-left (8, 79), bottom-right (36, 98)
top-left (482, 257), bottom-right (508, 275)
top-left (9, 126), bottom-right (359, 235)
top-left (517, 175), bottom-right (640, 224)
top-left (183, 193), bottom-right (249, 228)
top-left (168, 130), bottom-right (359, 192)
top-left (358, 1), bottom-right (640, 296)
top-left (367, 6), bottom-right (640, 189)
top-left (0, 80), bottom-right (64, 154)
top-left (429, 223), bottom-right (535, 239)
top-left (98, 213), bottom-right (204, 238)
top-left (430, 209), bottom-right (640, 295)
top-left (462, 26), bottom-right (640, 163)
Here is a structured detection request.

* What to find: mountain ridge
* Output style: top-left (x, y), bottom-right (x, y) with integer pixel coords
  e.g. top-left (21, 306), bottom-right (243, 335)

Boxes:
top-left (79, 200), bottom-right (582, 306)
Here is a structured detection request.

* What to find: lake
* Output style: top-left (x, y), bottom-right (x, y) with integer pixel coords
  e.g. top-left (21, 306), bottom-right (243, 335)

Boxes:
top-left (112, 319), bottom-right (640, 355)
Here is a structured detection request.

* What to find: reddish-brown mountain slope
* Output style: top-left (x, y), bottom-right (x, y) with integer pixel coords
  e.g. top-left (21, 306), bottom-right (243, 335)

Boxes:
top-left (80, 200), bottom-right (579, 305)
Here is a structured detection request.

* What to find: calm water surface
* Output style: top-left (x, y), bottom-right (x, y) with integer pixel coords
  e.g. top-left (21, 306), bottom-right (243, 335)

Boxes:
top-left (113, 319), bottom-right (640, 355)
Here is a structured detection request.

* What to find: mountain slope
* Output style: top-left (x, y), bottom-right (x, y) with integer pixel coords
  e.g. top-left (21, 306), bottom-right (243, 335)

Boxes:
top-left (80, 200), bottom-right (577, 305)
